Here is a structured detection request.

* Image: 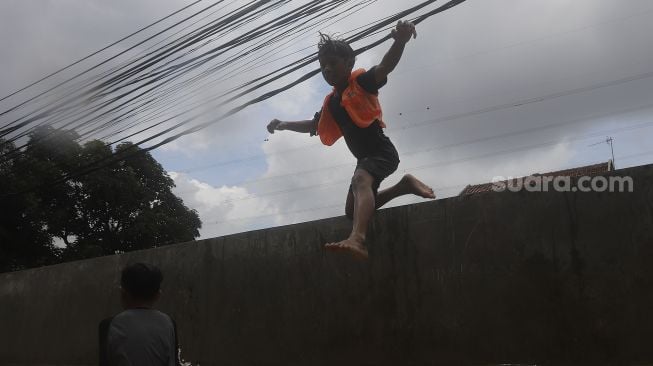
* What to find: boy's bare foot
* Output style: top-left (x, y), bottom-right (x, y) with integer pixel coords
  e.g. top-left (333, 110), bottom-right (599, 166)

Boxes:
top-left (325, 237), bottom-right (369, 260)
top-left (401, 174), bottom-right (436, 199)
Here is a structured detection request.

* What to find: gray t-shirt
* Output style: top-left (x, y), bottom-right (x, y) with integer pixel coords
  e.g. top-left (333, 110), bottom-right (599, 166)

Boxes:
top-left (103, 309), bottom-right (177, 366)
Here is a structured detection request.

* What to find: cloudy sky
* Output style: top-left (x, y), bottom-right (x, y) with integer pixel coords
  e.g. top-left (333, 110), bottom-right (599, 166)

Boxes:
top-left (2, 0), bottom-right (653, 240)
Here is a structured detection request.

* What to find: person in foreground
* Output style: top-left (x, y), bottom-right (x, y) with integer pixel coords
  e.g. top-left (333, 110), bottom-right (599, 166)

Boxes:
top-left (99, 262), bottom-right (180, 366)
top-left (267, 21), bottom-right (436, 260)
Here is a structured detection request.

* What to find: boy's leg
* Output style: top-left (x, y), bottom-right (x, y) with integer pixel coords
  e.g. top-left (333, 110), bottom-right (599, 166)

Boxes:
top-left (376, 174), bottom-right (436, 209)
top-left (325, 168), bottom-right (375, 259)
top-left (345, 188), bottom-right (354, 220)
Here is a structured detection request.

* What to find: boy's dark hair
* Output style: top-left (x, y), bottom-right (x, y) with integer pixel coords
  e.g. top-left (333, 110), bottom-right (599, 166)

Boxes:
top-left (318, 33), bottom-right (355, 64)
top-left (120, 263), bottom-right (163, 301)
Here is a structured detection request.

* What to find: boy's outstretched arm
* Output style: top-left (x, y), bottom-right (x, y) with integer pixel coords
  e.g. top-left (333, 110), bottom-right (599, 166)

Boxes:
top-left (374, 20), bottom-right (417, 84)
top-left (267, 118), bottom-right (316, 134)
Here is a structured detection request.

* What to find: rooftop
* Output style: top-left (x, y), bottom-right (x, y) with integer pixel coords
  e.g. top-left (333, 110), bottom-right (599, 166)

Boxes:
top-left (459, 161), bottom-right (614, 196)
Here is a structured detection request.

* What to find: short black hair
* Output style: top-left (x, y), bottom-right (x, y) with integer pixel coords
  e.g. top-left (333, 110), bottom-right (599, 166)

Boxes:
top-left (121, 263), bottom-right (163, 301)
top-left (318, 33), bottom-right (355, 64)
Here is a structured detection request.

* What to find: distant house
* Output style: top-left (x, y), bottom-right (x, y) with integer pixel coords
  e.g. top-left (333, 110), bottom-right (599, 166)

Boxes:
top-left (459, 161), bottom-right (615, 196)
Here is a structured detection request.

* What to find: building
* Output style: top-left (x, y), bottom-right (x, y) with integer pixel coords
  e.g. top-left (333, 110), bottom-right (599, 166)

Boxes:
top-left (459, 160), bottom-right (615, 196)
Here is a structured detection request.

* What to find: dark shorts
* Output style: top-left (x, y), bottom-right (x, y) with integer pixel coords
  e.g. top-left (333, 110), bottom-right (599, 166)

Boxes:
top-left (350, 154), bottom-right (400, 196)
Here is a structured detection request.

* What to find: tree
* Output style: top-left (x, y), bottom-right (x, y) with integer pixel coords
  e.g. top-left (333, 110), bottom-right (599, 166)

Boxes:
top-left (0, 127), bottom-right (201, 271)
top-left (0, 138), bottom-right (58, 272)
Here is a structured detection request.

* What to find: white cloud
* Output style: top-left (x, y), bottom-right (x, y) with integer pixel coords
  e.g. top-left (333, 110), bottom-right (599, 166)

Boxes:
top-left (3, 0), bottom-right (653, 240)
top-left (169, 171), bottom-right (280, 239)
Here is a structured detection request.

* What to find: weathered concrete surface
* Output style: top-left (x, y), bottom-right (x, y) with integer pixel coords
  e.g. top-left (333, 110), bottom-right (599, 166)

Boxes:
top-left (1, 164), bottom-right (653, 366)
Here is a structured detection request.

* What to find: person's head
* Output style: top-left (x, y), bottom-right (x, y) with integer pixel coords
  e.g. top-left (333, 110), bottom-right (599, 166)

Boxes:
top-left (317, 33), bottom-right (355, 88)
top-left (120, 262), bottom-right (163, 308)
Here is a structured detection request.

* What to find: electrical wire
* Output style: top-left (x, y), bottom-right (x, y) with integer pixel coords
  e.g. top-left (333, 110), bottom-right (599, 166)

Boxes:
top-left (0, 0), bottom-right (470, 198)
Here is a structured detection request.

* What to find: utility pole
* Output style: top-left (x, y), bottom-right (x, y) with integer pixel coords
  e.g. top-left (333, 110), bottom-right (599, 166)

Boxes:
top-left (589, 137), bottom-right (615, 169)
top-left (607, 137), bottom-right (615, 168)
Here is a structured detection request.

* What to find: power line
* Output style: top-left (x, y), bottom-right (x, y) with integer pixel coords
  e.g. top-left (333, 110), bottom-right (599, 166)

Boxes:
top-left (0, 0), bottom-right (366, 147)
top-left (0, 0), bottom-right (230, 125)
top-left (0, 2), bottom-right (296, 146)
top-left (0, 0), bottom-right (204, 104)
top-left (92, 0), bottom-right (381, 145)
top-left (0, 0), bottom-right (470, 198)
top-left (174, 77), bottom-right (653, 178)
top-left (172, 118), bottom-right (653, 205)
top-left (0, 0), bottom-right (356, 154)
top-left (202, 146), bottom-right (653, 228)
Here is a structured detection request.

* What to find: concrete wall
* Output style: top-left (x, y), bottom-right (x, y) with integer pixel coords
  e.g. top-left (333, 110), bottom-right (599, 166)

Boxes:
top-left (1, 165), bottom-right (653, 366)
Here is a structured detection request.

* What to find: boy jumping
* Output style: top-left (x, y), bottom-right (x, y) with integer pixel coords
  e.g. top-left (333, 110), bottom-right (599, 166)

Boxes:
top-left (267, 21), bottom-right (435, 259)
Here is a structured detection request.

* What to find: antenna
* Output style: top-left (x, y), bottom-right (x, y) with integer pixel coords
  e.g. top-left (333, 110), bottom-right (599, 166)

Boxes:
top-left (589, 137), bottom-right (615, 168)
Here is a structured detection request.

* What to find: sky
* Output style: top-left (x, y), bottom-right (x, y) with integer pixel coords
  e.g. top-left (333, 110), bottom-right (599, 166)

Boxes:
top-left (2, 0), bottom-right (653, 240)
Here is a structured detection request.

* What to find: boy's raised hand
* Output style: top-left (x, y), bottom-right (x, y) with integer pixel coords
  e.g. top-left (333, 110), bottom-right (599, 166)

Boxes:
top-left (391, 20), bottom-right (417, 44)
top-left (267, 119), bottom-right (282, 133)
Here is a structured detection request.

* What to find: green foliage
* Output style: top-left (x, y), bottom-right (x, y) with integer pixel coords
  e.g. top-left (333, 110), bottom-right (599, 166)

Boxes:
top-left (0, 127), bottom-right (201, 272)
top-left (0, 138), bottom-right (58, 271)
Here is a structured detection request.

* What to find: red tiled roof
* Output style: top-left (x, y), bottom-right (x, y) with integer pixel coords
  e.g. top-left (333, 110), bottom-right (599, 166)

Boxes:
top-left (459, 161), bottom-right (614, 196)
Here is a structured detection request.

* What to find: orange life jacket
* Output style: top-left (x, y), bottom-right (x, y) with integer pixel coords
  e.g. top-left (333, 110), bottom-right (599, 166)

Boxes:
top-left (317, 68), bottom-right (386, 146)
